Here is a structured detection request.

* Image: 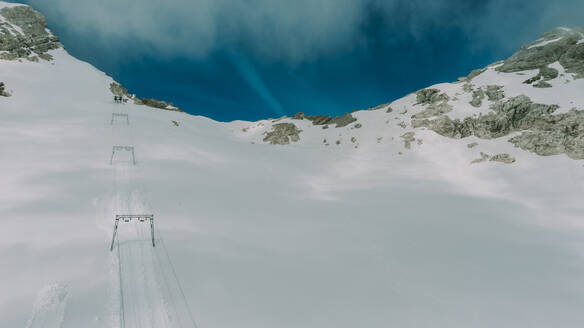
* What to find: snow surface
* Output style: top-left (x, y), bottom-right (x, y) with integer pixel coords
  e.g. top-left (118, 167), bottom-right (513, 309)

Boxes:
top-left (527, 36), bottom-right (563, 49)
top-left (2, 23), bottom-right (584, 328)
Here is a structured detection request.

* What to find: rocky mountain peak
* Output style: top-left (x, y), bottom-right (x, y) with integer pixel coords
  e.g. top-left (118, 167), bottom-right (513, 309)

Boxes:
top-left (497, 26), bottom-right (584, 78)
top-left (0, 2), bottom-right (61, 61)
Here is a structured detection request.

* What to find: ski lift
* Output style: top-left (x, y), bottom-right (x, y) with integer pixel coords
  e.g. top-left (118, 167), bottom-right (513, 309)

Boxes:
top-left (110, 214), bottom-right (155, 251)
top-left (110, 145), bottom-right (136, 165)
top-left (111, 112), bottom-right (130, 125)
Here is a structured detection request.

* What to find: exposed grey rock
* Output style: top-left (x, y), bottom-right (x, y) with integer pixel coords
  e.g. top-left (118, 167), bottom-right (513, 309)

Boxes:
top-left (523, 66), bottom-right (559, 85)
top-left (471, 152), bottom-right (490, 164)
top-left (489, 153), bottom-right (516, 164)
top-left (470, 85), bottom-right (504, 107)
top-left (540, 66), bottom-right (560, 80)
top-left (0, 82), bottom-right (10, 96)
top-left (397, 121), bottom-right (407, 129)
top-left (351, 137), bottom-right (357, 143)
top-left (467, 142), bottom-right (478, 148)
top-left (523, 75), bottom-right (541, 84)
top-left (108, 82), bottom-right (183, 112)
top-left (0, 5), bottom-right (61, 61)
top-left (470, 89), bottom-right (485, 107)
top-left (413, 95), bottom-right (584, 159)
top-left (411, 102), bottom-right (453, 119)
top-left (485, 85), bottom-right (505, 102)
top-left (560, 42), bottom-right (584, 78)
top-left (464, 68), bottom-right (487, 82)
top-left (353, 123), bottom-right (362, 129)
top-left (139, 98), bottom-right (183, 112)
top-left (414, 95), bottom-right (559, 139)
top-left (534, 81), bottom-right (552, 88)
top-left (386, 107), bottom-right (393, 113)
top-left (508, 109), bottom-right (584, 159)
top-left (415, 88), bottom-right (449, 105)
top-left (327, 113), bottom-right (357, 127)
top-left (292, 112), bottom-right (357, 128)
top-left (109, 82), bottom-right (129, 97)
top-left (462, 84), bottom-right (473, 93)
top-left (401, 132), bottom-right (415, 149)
top-left (263, 123), bottom-right (302, 145)
top-left (497, 27), bottom-right (584, 79)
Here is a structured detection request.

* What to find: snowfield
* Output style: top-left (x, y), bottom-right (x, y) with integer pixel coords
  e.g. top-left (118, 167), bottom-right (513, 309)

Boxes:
top-left (2, 3), bottom-right (584, 327)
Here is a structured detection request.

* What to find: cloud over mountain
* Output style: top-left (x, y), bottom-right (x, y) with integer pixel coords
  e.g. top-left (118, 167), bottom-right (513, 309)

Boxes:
top-left (21, 0), bottom-right (584, 63)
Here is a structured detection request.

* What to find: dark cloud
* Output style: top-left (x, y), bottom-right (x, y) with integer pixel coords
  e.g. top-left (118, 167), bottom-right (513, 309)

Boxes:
top-left (8, 0), bottom-right (584, 121)
top-left (19, 0), bottom-right (584, 63)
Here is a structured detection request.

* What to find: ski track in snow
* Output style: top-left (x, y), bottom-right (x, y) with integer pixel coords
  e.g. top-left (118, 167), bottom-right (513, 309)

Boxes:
top-left (109, 105), bottom-right (195, 328)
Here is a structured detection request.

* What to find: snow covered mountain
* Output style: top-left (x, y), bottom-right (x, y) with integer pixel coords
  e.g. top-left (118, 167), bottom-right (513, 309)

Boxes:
top-left (1, 2), bottom-right (584, 327)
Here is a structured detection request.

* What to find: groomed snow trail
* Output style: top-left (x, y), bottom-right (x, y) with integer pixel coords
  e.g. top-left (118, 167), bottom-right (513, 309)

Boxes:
top-left (109, 103), bottom-right (197, 328)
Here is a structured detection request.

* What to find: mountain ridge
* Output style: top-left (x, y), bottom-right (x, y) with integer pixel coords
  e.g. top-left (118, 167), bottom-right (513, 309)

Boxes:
top-left (1, 1), bottom-right (583, 163)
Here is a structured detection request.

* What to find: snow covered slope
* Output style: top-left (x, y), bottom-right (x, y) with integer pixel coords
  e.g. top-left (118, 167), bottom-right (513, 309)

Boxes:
top-left (2, 2), bottom-right (584, 327)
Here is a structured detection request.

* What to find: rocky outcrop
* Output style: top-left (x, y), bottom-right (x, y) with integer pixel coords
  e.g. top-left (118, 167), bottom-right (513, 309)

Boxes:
top-left (138, 98), bottom-right (183, 112)
top-left (413, 95), bottom-right (558, 139)
top-left (415, 88), bottom-right (449, 105)
top-left (485, 85), bottom-right (505, 102)
top-left (0, 81), bottom-right (10, 96)
top-left (411, 88), bottom-right (452, 119)
top-left (263, 123), bottom-right (302, 145)
top-left (497, 27), bottom-right (584, 79)
top-left (471, 152), bottom-right (516, 164)
top-left (109, 82), bottom-right (130, 97)
top-left (523, 65), bottom-right (559, 87)
top-left (471, 152), bottom-right (490, 164)
top-left (109, 82), bottom-right (183, 112)
top-left (463, 68), bottom-right (487, 82)
top-left (401, 132), bottom-right (416, 149)
top-left (508, 108), bottom-right (584, 159)
top-left (470, 85), bottom-right (505, 107)
top-left (292, 112), bottom-right (357, 128)
top-left (0, 5), bottom-right (61, 61)
top-left (490, 153), bottom-right (516, 164)
top-left (470, 89), bottom-right (485, 107)
top-left (412, 102), bottom-right (452, 119)
top-left (413, 95), bottom-right (584, 159)
top-left (533, 81), bottom-right (552, 88)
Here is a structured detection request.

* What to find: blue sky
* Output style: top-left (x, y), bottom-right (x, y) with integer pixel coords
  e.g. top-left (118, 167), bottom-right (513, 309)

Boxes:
top-left (14, 0), bottom-right (584, 121)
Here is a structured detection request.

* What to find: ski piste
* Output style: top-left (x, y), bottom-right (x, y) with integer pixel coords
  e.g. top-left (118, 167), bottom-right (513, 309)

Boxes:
top-left (108, 100), bottom-right (198, 328)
